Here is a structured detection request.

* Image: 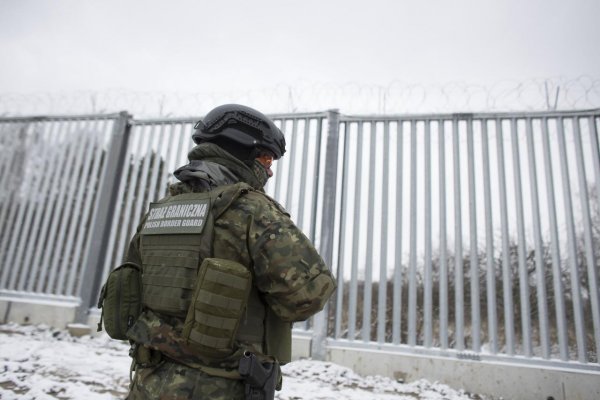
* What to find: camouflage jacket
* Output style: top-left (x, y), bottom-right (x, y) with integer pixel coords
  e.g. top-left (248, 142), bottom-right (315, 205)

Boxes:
top-left (124, 143), bottom-right (336, 374)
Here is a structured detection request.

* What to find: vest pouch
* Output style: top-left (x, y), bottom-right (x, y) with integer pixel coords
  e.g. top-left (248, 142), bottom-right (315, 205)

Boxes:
top-left (97, 262), bottom-right (142, 340)
top-left (182, 258), bottom-right (252, 358)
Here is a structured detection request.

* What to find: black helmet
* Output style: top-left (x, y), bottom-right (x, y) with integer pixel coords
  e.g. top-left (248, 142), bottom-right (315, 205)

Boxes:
top-left (192, 104), bottom-right (286, 159)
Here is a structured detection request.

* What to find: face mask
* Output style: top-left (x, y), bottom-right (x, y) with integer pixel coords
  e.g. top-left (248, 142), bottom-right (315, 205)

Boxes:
top-left (250, 159), bottom-right (270, 189)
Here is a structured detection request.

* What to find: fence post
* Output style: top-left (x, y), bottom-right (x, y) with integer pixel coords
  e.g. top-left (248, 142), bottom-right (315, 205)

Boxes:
top-left (75, 111), bottom-right (131, 324)
top-left (311, 109), bottom-right (340, 360)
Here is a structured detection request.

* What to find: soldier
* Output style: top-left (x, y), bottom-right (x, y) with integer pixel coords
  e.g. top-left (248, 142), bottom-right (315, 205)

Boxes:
top-left (117, 104), bottom-right (336, 399)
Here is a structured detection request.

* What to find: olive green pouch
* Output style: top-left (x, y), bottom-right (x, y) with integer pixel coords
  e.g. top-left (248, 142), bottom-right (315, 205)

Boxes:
top-left (182, 258), bottom-right (252, 358)
top-left (97, 262), bottom-right (142, 340)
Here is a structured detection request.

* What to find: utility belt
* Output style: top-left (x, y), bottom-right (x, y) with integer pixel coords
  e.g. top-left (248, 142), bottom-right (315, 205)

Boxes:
top-left (129, 345), bottom-right (281, 399)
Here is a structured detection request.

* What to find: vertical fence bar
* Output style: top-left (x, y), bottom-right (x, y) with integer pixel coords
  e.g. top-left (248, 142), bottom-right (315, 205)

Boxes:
top-left (439, 119), bottom-right (449, 350)
top-left (335, 122), bottom-right (350, 339)
top-left (311, 109), bottom-right (340, 360)
top-left (348, 121), bottom-right (363, 341)
top-left (452, 117), bottom-right (465, 351)
top-left (572, 117), bottom-right (600, 360)
top-left (309, 117), bottom-right (324, 242)
top-left (467, 117), bottom-right (481, 351)
top-left (541, 117), bottom-right (569, 360)
top-left (510, 118), bottom-right (532, 357)
top-left (525, 117), bottom-right (551, 358)
top-left (363, 122), bottom-right (376, 342)
top-left (423, 120), bottom-right (433, 347)
top-left (408, 120), bottom-right (418, 346)
top-left (496, 118), bottom-right (515, 355)
top-left (377, 121), bottom-right (390, 343)
top-left (557, 117), bottom-right (587, 362)
top-left (284, 119), bottom-right (299, 210)
top-left (75, 112), bottom-right (130, 323)
top-left (393, 120), bottom-right (404, 345)
top-left (296, 118), bottom-right (311, 231)
top-left (481, 119), bottom-right (498, 353)
top-left (272, 118), bottom-right (288, 202)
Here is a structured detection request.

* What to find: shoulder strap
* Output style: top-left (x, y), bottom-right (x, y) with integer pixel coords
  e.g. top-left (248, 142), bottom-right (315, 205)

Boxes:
top-left (211, 182), bottom-right (253, 219)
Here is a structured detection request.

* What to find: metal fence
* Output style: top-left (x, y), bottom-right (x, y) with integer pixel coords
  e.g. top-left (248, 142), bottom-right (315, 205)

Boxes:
top-left (0, 114), bottom-right (122, 303)
top-left (330, 110), bottom-right (600, 372)
top-left (0, 108), bottom-right (599, 373)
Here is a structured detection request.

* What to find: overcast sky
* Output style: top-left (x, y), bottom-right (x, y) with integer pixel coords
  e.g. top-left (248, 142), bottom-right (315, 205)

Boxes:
top-left (0, 0), bottom-right (599, 113)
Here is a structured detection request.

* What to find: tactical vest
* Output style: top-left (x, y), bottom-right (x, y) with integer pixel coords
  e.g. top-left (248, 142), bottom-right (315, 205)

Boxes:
top-left (139, 183), bottom-right (268, 357)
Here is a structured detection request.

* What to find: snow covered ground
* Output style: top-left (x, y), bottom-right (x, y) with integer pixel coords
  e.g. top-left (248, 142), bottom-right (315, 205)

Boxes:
top-left (0, 323), bottom-right (486, 399)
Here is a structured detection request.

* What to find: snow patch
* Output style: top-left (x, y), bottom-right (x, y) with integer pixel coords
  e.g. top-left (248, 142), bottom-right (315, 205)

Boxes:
top-left (1, 323), bottom-right (485, 399)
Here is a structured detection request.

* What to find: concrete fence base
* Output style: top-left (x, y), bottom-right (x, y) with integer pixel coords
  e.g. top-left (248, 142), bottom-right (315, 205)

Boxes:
top-left (1, 296), bottom-right (77, 328)
top-left (326, 344), bottom-right (600, 400)
top-left (3, 294), bottom-right (600, 400)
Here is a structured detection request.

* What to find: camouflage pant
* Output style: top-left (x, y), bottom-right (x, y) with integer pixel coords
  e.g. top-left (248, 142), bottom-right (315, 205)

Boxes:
top-left (127, 360), bottom-right (245, 400)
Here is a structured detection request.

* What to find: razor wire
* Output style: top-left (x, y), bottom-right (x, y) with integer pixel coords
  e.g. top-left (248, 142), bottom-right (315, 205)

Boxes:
top-left (0, 76), bottom-right (599, 117)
